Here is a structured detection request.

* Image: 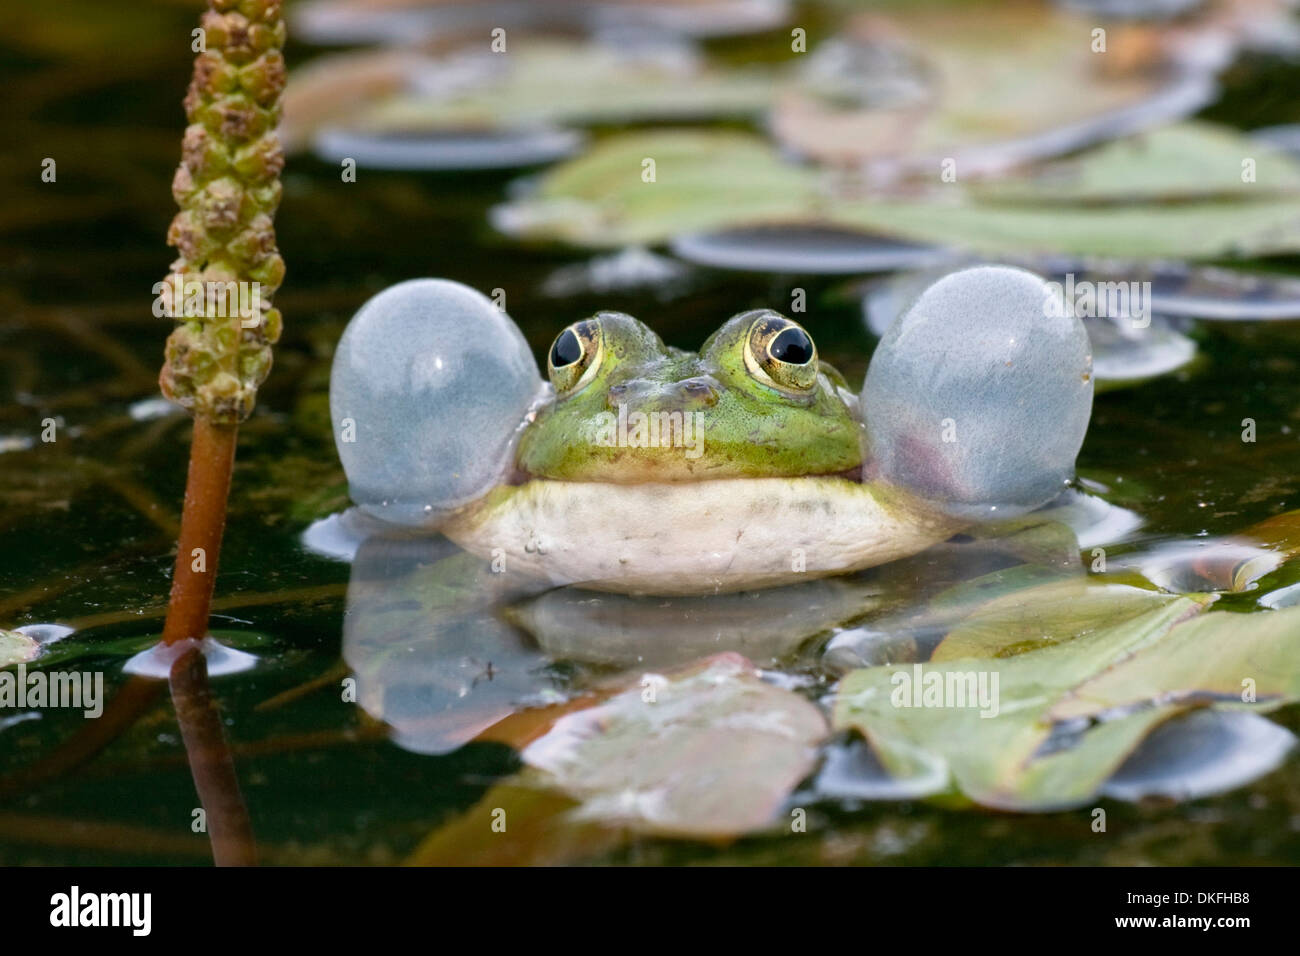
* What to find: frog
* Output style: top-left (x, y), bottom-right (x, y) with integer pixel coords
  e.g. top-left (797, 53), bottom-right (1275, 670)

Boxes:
top-left (326, 263), bottom-right (1094, 751)
top-left (329, 264), bottom-right (1094, 597)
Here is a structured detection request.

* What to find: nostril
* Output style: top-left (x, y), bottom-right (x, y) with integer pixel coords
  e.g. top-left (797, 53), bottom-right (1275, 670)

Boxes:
top-left (679, 378), bottom-right (719, 405)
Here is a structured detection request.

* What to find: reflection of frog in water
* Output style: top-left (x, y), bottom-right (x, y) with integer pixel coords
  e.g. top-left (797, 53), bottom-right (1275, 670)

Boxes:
top-left (326, 265), bottom-right (1099, 753)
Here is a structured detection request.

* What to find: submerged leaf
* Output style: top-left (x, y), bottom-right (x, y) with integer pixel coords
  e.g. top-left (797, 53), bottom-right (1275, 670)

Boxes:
top-left (0, 629), bottom-right (38, 668)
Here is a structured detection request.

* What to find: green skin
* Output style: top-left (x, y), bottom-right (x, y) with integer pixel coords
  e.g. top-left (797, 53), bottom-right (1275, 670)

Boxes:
top-left (514, 310), bottom-right (865, 483)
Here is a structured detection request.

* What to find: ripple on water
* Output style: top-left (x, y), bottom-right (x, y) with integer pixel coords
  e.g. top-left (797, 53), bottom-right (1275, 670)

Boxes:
top-left (1102, 709), bottom-right (1296, 804)
top-left (314, 125), bottom-right (585, 171)
top-left (672, 225), bottom-right (949, 275)
top-left (122, 636), bottom-right (258, 679)
top-left (813, 736), bottom-right (948, 802)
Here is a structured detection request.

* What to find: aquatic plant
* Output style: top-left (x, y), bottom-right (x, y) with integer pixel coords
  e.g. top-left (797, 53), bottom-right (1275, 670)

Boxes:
top-left (159, 0), bottom-right (286, 648)
top-left (155, 0), bottom-right (289, 866)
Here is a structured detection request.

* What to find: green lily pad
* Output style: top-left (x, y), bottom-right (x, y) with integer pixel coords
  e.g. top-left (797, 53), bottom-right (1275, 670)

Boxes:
top-left (519, 652), bottom-right (828, 837)
top-left (832, 591), bottom-right (1214, 809)
top-left (1054, 605), bottom-right (1300, 720)
top-left (496, 129), bottom-right (821, 247)
top-left (972, 123), bottom-right (1300, 204)
top-left (0, 629), bottom-right (38, 668)
top-left (501, 125), bottom-right (1300, 260)
top-left (832, 193), bottom-right (1300, 260)
top-left (284, 41), bottom-right (775, 160)
top-left (932, 578), bottom-right (1212, 660)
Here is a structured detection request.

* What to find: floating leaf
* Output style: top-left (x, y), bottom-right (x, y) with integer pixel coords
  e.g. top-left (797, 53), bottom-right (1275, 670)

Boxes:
top-left (1053, 605), bottom-right (1300, 720)
top-left (520, 652), bottom-right (827, 837)
top-left (500, 125), bottom-right (1300, 260)
top-left (774, 2), bottom-right (1218, 174)
top-left (832, 192), bottom-right (1300, 260)
top-left (932, 578), bottom-right (1212, 660)
top-left (291, 0), bottom-right (791, 46)
top-left (832, 592), bottom-right (1212, 809)
top-left (494, 129), bottom-right (821, 247)
top-left (285, 41), bottom-right (775, 168)
top-left (972, 123), bottom-right (1300, 203)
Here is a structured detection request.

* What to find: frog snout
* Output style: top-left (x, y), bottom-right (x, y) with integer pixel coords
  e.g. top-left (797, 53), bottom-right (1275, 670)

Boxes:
top-left (607, 376), bottom-right (720, 411)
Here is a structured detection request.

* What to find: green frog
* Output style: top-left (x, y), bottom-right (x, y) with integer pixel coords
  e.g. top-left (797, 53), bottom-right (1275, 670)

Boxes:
top-left (327, 264), bottom-right (1094, 750)
top-left (331, 265), bottom-right (1094, 597)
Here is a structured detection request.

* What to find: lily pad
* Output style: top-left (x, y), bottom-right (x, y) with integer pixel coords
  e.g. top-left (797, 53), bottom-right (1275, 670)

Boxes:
top-left (291, 0), bottom-right (792, 46)
top-left (493, 129), bottom-right (822, 247)
top-left (972, 123), bottom-right (1300, 203)
top-left (772, 2), bottom-right (1226, 174)
top-left (1100, 708), bottom-right (1296, 803)
top-left (500, 125), bottom-right (1300, 260)
top-left (520, 652), bottom-right (828, 837)
top-left (1053, 604), bottom-right (1300, 720)
top-left (931, 578), bottom-right (1212, 660)
top-left (832, 591), bottom-right (1214, 809)
top-left (285, 40), bottom-right (775, 167)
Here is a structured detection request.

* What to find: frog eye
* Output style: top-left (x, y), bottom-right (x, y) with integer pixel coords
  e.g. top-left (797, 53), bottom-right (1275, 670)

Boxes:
top-left (547, 319), bottom-right (602, 394)
top-left (745, 313), bottom-right (818, 392)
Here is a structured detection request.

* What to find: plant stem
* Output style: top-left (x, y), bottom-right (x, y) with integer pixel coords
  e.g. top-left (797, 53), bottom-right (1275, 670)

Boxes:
top-left (161, 419), bottom-right (238, 645)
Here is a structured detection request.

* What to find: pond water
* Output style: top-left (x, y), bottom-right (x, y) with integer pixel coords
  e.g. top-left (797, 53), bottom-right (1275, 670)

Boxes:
top-left (3, 0), bottom-right (1300, 865)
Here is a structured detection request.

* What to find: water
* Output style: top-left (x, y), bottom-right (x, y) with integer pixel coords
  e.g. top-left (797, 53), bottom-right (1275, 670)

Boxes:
top-left (2, 0), bottom-right (1300, 865)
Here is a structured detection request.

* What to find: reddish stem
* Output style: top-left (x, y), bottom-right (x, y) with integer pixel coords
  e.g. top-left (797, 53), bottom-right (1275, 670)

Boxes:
top-left (162, 418), bottom-right (237, 645)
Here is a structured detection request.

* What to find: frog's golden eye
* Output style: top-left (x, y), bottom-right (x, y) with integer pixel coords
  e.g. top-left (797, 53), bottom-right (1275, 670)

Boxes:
top-left (745, 313), bottom-right (818, 392)
top-left (547, 319), bottom-right (602, 394)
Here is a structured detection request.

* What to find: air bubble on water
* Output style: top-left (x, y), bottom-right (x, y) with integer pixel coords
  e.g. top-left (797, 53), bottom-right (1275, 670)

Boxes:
top-left (330, 278), bottom-right (546, 527)
top-left (123, 636), bottom-right (258, 679)
top-left (862, 265), bottom-right (1094, 521)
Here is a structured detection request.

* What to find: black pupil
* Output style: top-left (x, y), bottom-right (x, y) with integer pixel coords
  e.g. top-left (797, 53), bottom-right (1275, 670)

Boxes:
top-left (550, 328), bottom-right (583, 368)
top-left (770, 327), bottom-right (813, 365)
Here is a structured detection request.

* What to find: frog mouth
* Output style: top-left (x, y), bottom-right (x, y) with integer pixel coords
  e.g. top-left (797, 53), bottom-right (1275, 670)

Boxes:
top-left (506, 462), bottom-right (866, 486)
